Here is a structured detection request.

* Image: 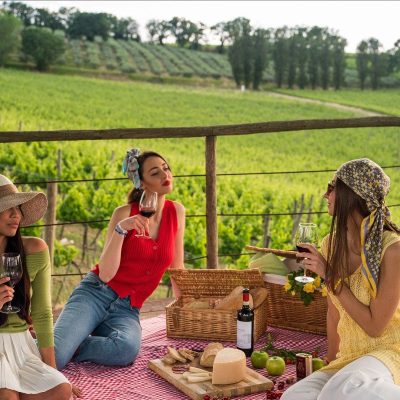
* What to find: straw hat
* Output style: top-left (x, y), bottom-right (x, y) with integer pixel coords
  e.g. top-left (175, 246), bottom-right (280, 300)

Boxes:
top-left (0, 175), bottom-right (48, 227)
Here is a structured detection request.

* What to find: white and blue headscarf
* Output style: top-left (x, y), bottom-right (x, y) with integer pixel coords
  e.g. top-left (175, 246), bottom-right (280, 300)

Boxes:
top-left (122, 148), bottom-right (141, 189)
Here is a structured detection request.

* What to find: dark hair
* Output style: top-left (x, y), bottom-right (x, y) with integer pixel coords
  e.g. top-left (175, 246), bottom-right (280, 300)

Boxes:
top-left (127, 151), bottom-right (170, 203)
top-left (326, 179), bottom-right (370, 293)
top-left (0, 228), bottom-right (32, 327)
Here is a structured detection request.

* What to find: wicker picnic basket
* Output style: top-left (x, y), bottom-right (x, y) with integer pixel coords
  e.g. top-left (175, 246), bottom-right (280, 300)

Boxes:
top-left (264, 275), bottom-right (327, 335)
top-left (166, 269), bottom-right (268, 342)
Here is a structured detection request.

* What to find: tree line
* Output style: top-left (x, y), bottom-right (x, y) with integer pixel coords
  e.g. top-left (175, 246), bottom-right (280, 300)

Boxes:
top-left (1, 1), bottom-right (140, 41)
top-left (1, 1), bottom-right (400, 89)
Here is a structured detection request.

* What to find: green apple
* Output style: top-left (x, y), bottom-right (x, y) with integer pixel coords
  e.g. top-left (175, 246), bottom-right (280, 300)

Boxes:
top-left (266, 356), bottom-right (286, 376)
top-left (312, 357), bottom-right (325, 371)
top-left (250, 351), bottom-right (269, 369)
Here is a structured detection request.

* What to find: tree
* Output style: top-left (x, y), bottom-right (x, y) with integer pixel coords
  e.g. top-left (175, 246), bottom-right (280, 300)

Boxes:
top-left (356, 40), bottom-right (369, 90)
top-left (67, 12), bottom-right (111, 41)
top-left (111, 16), bottom-right (139, 41)
top-left (189, 22), bottom-right (206, 50)
top-left (273, 27), bottom-right (288, 88)
top-left (227, 18), bottom-right (253, 88)
top-left (22, 26), bottom-right (65, 71)
top-left (319, 29), bottom-right (331, 90)
top-left (367, 37), bottom-right (383, 90)
top-left (2, 1), bottom-right (34, 26)
top-left (57, 6), bottom-right (77, 31)
top-left (0, 12), bottom-right (21, 66)
top-left (307, 26), bottom-right (323, 89)
top-left (287, 28), bottom-right (298, 89)
top-left (331, 35), bottom-right (347, 90)
top-left (146, 19), bottom-right (169, 45)
top-left (387, 40), bottom-right (400, 74)
top-left (242, 31), bottom-right (254, 88)
top-left (33, 7), bottom-right (64, 31)
top-left (169, 17), bottom-right (201, 48)
top-left (210, 21), bottom-right (231, 54)
top-left (295, 27), bottom-right (309, 89)
top-left (252, 29), bottom-right (269, 90)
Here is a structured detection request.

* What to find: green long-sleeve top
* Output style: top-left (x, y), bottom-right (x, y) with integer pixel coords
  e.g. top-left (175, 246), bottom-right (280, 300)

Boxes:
top-left (0, 249), bottom-right (54, 348)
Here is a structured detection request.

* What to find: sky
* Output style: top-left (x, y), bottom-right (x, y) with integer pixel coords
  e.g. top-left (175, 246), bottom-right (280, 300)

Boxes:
top-left (23, 1), bottom-right (400, 52)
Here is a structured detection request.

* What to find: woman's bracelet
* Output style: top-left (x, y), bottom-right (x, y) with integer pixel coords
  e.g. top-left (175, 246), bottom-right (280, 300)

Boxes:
top-left (115, 223), bottom-right (128, 237)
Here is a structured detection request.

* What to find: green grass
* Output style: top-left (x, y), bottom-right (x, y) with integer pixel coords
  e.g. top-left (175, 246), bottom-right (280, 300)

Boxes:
top-left (274, 88), bottom-right (400, 116)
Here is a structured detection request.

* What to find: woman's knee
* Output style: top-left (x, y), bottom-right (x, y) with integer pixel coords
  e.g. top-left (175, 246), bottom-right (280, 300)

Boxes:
top-left (0, 389), bottom-right (20, 400)
top-left (50, 383), bottom-right (72, 400)
top-left (319, 370), bottom-right (369, 399)
top-left (114, 336), bottom-right (141, 366)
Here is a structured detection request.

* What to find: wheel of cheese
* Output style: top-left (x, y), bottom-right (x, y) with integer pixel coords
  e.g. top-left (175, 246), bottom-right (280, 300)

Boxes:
top-left (211, 348), bottom-right (246, 385)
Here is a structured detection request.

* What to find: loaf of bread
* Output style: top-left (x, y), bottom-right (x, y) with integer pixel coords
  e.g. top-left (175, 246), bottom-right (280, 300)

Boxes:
top-left (214, 286), bottom-right (254, 310)
top-left (199, 342), bottom-right (224, 367)
top-left (250, 287), bottom-right (268, 308)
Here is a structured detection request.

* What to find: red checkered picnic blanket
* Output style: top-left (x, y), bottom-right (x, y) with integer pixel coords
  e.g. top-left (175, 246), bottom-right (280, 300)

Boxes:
top-left (62, 316), bottom-right (327, 400)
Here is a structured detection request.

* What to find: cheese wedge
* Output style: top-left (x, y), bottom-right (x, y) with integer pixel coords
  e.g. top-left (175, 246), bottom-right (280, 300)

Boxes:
top-left (211, 348), bottom-right (246, 385)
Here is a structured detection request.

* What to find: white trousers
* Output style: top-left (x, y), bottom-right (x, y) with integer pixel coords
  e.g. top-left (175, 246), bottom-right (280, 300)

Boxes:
top-left (281, 356), bottom-right (400, 400)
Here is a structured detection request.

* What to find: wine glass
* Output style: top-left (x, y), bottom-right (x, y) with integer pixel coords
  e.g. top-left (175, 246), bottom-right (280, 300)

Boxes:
top-left (136, 190), bottom-right (158, 239)
top-left (294, 223), bottom-right (318, 283)
top-left (0, 253), bottom-right (23, 314)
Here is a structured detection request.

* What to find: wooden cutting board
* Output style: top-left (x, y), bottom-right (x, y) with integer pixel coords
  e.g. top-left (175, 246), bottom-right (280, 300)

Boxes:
top-left (148, 356), bottom-right (273, 400)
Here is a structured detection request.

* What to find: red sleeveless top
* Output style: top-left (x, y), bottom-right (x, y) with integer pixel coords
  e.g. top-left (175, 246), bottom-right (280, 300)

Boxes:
top-left (93, 200), bottom-right (178, 308)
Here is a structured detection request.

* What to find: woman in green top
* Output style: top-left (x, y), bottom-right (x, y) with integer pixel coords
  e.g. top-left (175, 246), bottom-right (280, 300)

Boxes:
top-left (0, 175), bottom-right (73, 400)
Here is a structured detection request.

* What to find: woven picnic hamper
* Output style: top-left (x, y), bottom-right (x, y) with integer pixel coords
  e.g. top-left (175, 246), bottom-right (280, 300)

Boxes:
top-left (264, 275), bottom-right (327, 335)
top-left (166, 269), bottom-right (268, 342)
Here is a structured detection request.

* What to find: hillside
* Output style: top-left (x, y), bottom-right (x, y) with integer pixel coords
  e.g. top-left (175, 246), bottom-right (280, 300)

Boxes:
top-left (8, 34), bottom-right (400, 89)
top-left (58, 38), bottom-right (234, 81)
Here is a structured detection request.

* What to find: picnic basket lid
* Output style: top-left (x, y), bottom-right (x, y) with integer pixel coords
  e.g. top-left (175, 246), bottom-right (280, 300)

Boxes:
top-left (168, 268), bottom-right (264, 297)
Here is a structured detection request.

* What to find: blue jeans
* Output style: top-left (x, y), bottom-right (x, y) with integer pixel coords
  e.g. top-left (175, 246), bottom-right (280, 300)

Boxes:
top-left (54, 272), bottom-right (141, 370)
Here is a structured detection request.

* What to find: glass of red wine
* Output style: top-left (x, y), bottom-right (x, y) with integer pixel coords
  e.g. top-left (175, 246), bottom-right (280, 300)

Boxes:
top-left (0, 253), bottom-right (23, 314)
top-left (294, 223), bottom-right (318, 283)
top-left (136, 190), bottom-right (158, 239)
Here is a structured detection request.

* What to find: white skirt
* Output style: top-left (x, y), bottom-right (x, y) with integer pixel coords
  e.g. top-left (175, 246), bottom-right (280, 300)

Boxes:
top-left (0, 330), bottom-right (69, 394)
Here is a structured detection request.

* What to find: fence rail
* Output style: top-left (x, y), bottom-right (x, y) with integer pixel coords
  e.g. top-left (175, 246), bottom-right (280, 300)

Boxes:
top-left (1, 116), bottom-right (400, 142)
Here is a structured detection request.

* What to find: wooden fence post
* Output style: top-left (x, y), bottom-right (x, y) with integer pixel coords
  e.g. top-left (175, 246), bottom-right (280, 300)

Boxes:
top-left (44, 149), bottom-right (61, 268)
top-left (205, 136), bottom-right (218, 269)
top-left (263, 215), bottom-right (271, 248)
top-left (45, 182), bottom-right (57, 268)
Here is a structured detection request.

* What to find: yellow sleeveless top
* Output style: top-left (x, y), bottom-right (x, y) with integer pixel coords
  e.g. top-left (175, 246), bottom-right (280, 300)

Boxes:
top-left (320, 231), bottom-right (400, 383)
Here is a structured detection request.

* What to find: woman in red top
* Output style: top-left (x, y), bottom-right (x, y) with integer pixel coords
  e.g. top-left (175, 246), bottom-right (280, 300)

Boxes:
top-left (54, 149), bottom-right (185, 369)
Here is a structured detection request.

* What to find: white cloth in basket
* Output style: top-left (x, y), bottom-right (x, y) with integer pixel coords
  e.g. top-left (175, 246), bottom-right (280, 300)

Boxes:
top-left (0, 330), bottom-right (69, 393)
top-left (263, 273), bottom-right (287, 285)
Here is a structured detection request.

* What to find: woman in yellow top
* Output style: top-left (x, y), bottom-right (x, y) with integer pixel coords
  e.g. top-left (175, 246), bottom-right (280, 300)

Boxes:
top-left (282, 158), bottom-right (400, 400)
top-left (0, 175), bottom-right (74, 400)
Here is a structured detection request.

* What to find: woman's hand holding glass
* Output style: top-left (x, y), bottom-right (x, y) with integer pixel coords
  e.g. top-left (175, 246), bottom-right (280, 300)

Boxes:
top-left (294, 222), bottom-right (318, 283)
top-left (0, 276), bottom-right (13, 309)
top-left (296, 243), bottom-right (327, 280)
top-left (118, 214), bottom-right (150, 237)
top-left (0, 253), bottom-right (22, 313)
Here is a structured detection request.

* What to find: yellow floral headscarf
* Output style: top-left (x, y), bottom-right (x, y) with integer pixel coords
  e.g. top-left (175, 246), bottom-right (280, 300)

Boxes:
top-left (336, 158), bottom-right (394, 298)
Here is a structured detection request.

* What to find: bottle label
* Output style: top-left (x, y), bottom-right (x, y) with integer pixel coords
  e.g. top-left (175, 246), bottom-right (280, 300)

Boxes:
top-left (237, 320), bottom-right (252, 349)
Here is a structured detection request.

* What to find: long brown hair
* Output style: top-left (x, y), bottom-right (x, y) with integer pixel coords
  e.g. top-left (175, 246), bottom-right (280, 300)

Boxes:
top-left (0, 228), bottom-right (32, 326)
top-left (127, 151), bottom-right (169, 203)
top-left (326, 179), bottom-right (370, 293)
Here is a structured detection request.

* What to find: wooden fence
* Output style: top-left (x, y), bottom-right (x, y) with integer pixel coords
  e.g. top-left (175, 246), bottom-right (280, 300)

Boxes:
top-left (1, 116), bottom-right (400, 268)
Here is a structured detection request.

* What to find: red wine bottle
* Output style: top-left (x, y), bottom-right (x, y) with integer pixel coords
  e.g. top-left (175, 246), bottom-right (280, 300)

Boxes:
top-left (236, 288), bottom-right (254, 357)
